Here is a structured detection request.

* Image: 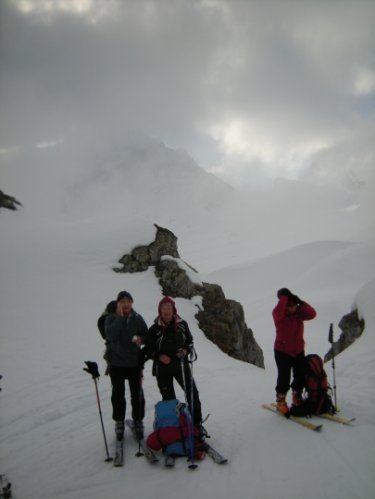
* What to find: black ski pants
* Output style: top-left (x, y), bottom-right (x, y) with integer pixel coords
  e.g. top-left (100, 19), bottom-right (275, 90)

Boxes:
top-left (156, 362), bottom-right (202, 425)
top-left (274, 350), bottom-right (305, 394)
top-left (109, 366), bottom-right (145, 423)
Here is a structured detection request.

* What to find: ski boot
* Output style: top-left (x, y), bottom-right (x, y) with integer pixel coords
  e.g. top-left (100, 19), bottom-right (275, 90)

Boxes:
top-left (276, 393), bottom-right (289, 415)
top-left (115, 420), bottom-right (124, 441)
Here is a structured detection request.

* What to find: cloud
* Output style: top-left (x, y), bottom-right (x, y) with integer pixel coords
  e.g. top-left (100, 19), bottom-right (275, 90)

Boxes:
top-left (0, 0), bottom-right (374, 190)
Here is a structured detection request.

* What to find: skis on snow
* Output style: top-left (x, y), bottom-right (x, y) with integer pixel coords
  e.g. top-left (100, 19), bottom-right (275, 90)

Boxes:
top-left (316, 413), bottom-right (356, 425)
top-left (202, 442), bottom-right (228, 464)
top-left (113, 438), bottom-right (124, 467)
top-left (262, 403), bottom-right (323, 431)
top-left (125, 419), bottom-right (159, 463)
top-left (262, 403), bottom-right (355, 430)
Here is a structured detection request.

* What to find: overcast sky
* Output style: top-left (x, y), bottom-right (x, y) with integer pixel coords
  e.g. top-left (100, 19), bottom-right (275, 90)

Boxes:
top-left (0, 0), bottom-right (374, 190)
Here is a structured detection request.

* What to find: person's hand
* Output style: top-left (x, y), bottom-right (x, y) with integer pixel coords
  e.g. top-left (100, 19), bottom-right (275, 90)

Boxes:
top-left (132, 335), bottom-right (142, 346)
top-left (159, 354), bottom-right (171, 365)
top-left (277, 288), bottom-right (292, 299)
top-left (290, 294), bottom-right (303, 305)
top-left (176, 348), bottom-right (187, 359)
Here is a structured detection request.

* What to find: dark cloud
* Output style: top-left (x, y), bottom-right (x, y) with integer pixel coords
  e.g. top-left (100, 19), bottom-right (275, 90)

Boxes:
top-left (0, 0), bottom-right (374, 189)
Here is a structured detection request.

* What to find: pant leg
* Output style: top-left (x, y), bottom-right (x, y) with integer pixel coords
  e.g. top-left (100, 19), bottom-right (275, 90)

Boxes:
top-left (126, 367), bottom-right (145, 421)
top-left (109, 366), bottom-right (126, 422)
top-left (291, 351), bottom-right (305, 392)
top-left (274, 350), bottom-right (293, 394)
top-left (174, 362), bottom-right (203, 425)
top-left (156, 372), bottom-right (176, 400)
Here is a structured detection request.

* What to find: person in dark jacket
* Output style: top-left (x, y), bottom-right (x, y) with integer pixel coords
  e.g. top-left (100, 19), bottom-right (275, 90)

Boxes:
top-left (272, 287), bottom-right (317, 414)
top-left (145, 296), bottom-right (203, 428)
top-left (105, 291), bottom-right (148, 440)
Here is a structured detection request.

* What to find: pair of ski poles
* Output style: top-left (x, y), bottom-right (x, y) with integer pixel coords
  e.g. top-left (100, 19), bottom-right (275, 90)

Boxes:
top-left (179, 349), bottom-right (199, 470)
top-left (328, 324), bottom-right (338, 410)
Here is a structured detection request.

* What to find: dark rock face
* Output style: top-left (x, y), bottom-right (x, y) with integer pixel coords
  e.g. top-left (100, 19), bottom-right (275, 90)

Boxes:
top-left (324, 309), bottom-right (365, 362)
top-left (115, 224), bottom-right (179, 272)
top-left (196, 283), bottom-right (264, 368)
top-left (115, 224), bottom-right (264, 368)
top-left (0, 190), bottom-right (22, 211)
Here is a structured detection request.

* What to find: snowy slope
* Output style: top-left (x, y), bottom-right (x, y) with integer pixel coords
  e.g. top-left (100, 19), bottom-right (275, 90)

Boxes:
top-left (1, 142), bottom-right (375, 499)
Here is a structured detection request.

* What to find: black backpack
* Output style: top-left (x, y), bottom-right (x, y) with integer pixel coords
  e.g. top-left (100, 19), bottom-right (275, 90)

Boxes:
top-left (97, 301), bottom-right (117, 339)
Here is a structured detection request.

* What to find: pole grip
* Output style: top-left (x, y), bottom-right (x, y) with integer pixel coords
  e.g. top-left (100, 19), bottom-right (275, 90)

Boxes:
top-left (328, 323), bottom-right (334, 344)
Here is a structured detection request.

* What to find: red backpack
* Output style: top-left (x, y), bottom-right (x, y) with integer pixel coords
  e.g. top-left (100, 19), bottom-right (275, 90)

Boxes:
top-left (304, 354), bottom-right (336, 415)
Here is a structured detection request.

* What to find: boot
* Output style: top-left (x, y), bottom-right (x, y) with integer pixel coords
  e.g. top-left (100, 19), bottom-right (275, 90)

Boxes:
top-left (133, 420), bottom-right (144, 440)
top-left (292, 391), bottom-right (302, 407)
top-left (276, 393), bottom-right (289, 415)
top-left (115, 420), bottom-right (124, 441)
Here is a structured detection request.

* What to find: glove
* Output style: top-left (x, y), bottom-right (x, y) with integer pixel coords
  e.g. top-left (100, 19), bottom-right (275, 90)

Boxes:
top-left (277, 288), bottom-right (292, 299)
top-left (176, 348), bottom-right (187, 359)
top-left (290, 294), bottom-right (303, 305)
top-left (83, 361), bottom-right (100, 379)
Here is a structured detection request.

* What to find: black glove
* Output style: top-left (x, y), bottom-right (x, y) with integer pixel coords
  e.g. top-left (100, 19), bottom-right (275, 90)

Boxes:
top-left (277, 288), bottom-right (292, 299)
top-left (290, 294), bottom-right (303, 305)
top-left (83, 361), bottom-right (100, 379)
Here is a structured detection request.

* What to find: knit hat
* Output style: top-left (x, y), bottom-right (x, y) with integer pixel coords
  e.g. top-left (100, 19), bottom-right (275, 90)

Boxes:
top-left (158, 296), bottom-right (177, 316)
top-left (117, 291), bottom-right (133, 302)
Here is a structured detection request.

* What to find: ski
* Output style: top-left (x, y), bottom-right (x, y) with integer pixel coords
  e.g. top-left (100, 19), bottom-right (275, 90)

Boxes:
top-left (113, 438), bottom-right (124, 467)
top-left (0, 474), bottom-right (12, 499)
top-left (164, 455), bottom-right (175, 468)
top-left (202, 442), bottom-right (228, 464)
top-left (125, 419), bottom-right (159, 463)
top-left (317, 413), bottom-right (356, 425)
top-left (262, 403), bottom-right (323, 431)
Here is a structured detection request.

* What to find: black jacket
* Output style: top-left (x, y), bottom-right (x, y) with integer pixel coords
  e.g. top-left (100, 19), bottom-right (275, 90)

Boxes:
top-left (145, 316), bottom-right (194, 376)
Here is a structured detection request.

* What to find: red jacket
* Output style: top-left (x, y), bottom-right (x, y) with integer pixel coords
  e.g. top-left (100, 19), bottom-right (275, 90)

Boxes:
top-left (272, 296), bottom-right (316, 357)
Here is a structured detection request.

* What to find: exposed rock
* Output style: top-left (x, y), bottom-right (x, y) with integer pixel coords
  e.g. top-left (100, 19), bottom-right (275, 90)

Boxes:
top-left (155, 259), bottom-right (198, 298)
top-left (0, 190), bottom-right (22, 211)
top-left (196, 283), bottom-right (264, 368)
top-left (324, 309), bottom-right (365, 362)
top-left (115, 224), bottom-right (264, 368)
top-left (114, 224), bottom-right (179, 272)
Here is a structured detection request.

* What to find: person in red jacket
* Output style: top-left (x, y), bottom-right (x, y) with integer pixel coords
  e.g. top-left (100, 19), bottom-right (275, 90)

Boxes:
top-left (272, 288), bottom-right (317, 414)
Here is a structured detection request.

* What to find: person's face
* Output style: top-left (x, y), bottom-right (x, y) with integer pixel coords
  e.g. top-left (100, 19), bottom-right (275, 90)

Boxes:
top-left (160, 302), bottom-right (174, 323)
top-left (286, 302), bottom-right (298, 314)
top-left (118, 298), bottom-right (133, 316)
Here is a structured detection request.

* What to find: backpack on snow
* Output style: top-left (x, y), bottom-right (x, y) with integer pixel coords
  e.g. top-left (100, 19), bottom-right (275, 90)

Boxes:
top-left (146, 399), bottom-right (201, 457)
top-left (303, 354), bottom-right (336, 415)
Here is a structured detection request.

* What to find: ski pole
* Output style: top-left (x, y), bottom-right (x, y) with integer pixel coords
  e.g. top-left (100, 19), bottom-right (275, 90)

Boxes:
top-left (83, 361), bottom-right (113, 462)
top-left (328, 324), bottom-right (338, 410)
top-left (135, 368), bottom-right (144, 457)
top-left (180, 356), bottom-right (198, 470)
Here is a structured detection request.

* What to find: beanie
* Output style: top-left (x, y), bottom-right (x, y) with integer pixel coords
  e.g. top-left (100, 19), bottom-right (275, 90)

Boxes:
top-left (158, 296), bottom-right (177, 316)
top-left (117, 291), bottom-right (133, 302)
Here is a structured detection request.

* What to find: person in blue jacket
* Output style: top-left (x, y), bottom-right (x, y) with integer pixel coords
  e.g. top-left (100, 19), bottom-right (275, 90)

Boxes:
top-left (105, 291), bottom-right (148, 440)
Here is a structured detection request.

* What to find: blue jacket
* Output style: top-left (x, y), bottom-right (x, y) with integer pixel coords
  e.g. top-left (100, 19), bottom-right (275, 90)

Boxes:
top-left (105, 309), bottom-right (148, 367)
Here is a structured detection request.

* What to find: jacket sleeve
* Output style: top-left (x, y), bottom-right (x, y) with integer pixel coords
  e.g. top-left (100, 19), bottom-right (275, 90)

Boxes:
top-left (272, 295), bottom-right (288, 324)
top-left (104, 314), bottom-right (126, 342)
top-left (136, 314), bottom-right (148, 343)
top-left (144, 325), bottom-right (157, 359)
top-left (182, 320), bottom-right (194, 347)
top-left (298, 301), bottom-right (317, 321)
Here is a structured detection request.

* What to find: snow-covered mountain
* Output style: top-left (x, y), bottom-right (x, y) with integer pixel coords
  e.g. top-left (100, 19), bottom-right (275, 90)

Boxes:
top-left (1, 138), bottom-right (374, 499)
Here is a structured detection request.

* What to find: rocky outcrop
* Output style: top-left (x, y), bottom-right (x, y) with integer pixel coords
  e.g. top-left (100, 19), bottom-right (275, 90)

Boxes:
top-left (195, 283), bottom-right (264, 367)
top-left (324, 309), bottom-right (365, 362)
top-left (0, 190), bottom-right (22, 211)
top-left (114, 224), bottom-right (264, 368)
top-left (114, 224), bottom-right (179, 273)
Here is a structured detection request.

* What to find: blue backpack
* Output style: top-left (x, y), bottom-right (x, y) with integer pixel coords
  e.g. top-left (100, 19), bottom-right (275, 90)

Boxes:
top-left (153, 399), bottom-right (192, 456)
